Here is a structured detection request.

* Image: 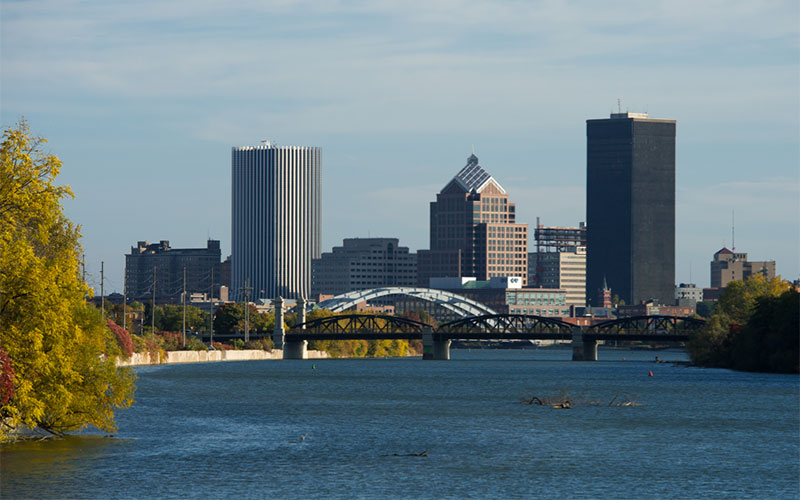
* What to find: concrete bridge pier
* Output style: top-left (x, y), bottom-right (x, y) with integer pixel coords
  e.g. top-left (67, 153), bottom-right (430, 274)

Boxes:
top-left (571, 327), bottom-right (597, 361)
top-left (433, 339), bottom-right (451, 360)
top-left (422, 329), bottom-right (434, 360)
top-left (272, 296), bottom-right (285, 351)
top-left (283, 340), bottom-right (308, 359)
top-left (422, 329), bottom-right (450, 360)
top-left (284, 297), bottom-right (308, 360)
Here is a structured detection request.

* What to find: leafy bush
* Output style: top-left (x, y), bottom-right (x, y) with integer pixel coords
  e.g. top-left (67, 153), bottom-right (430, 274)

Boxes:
top-left (106, 319), bottom-right (134, 359)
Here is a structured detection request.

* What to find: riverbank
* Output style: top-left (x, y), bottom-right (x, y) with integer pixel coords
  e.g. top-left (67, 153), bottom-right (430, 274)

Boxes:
top-left (116, 349), bottom-right (329, 367)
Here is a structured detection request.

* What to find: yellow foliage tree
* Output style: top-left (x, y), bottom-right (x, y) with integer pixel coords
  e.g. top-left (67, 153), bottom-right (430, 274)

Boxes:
top-left (0, 120), bottom-right (135, 439)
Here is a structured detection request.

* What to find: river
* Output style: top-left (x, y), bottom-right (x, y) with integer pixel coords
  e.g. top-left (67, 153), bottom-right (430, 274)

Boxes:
top-left (2, 348), bottom-right (798, 499)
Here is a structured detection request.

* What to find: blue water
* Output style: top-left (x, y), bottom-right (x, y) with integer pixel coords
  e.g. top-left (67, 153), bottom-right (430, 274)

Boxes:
top-left (2, 349), bottom-right (799, 499)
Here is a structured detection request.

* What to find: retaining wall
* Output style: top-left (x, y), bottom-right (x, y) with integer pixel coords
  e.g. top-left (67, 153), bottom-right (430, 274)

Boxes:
top-left (117, 349), bottom-right (328, 367)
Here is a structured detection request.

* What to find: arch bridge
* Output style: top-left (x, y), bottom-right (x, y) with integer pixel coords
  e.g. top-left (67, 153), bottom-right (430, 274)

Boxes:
top-left (314, 287), bottom-right (497, 318)
top-left (278, 312), bottom-right (704, 361)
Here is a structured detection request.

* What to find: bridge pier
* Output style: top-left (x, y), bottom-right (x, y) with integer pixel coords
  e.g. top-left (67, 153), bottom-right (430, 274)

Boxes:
top-left (284, 297), bottom-right (308, 360)
top-left (571, 328), bottom-right (597, 361)
top-left (284, 340), bottom-right (308, 360)
top-left (272, 296), bottom-right (285, 351)
top-left (422, 329), bottom-right (450, 360)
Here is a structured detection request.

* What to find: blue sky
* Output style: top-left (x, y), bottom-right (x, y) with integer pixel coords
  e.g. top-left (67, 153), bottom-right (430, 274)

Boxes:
top-left (2, 0), bottom-right (798, 293)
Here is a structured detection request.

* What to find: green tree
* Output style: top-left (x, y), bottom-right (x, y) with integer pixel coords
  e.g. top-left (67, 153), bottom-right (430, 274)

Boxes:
top-left (213, 303), bottom-right (243, 335)
top-left (0, 120), bottom-right (135, 439)
top-left (688, 275), bottom-right (792, 371)
top-left (158, 304), bottom-right (209, 333)
top-left (729, 289), bottom-right (799, 373)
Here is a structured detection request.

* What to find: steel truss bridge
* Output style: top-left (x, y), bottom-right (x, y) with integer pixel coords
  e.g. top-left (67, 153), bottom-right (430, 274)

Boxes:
top-left (279, 313), bottom-right (705, 361)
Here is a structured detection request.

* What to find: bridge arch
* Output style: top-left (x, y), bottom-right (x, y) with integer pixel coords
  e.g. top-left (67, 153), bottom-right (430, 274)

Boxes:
top-left (313, 287), bottom-right (497, 318)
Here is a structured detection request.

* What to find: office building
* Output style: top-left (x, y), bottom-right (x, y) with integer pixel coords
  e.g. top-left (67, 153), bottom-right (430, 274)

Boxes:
top-left (417, 154), bottom-right (528, 287)
top-left (529, 220), bottom-right (587, 307)
top-left (405, 277), bottom-right (568, 322)
top-left (125, 240), bottom-right (221, 303)
top-left (586, 112), bottom-right (676, 306)
top-left (231, 142), bottom-right (321, 300)
top-left (710, 247), bottom-right (776, 288)
top-left (675, 283), bottom-right (703, 306)
top-left (529, 247), bottom-right (587, 307)
top-left (312, 237), bottom-right (417, 296)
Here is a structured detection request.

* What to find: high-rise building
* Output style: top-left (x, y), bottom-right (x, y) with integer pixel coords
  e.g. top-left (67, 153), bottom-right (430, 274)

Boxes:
top-left (125, 240), bottom-right (221, 304)
top-left (417, 154), bottom-right (528, 287)
top-left (710, 247), bottom-right (776, 288)
top-left (529, 220), bottom-right (587, 307)
top-left (586, 112), bottom-right (676, 306)
top-left (311, 238), bottom-right (417, 297)
top-left (231, 142), bottom-right (321, 301)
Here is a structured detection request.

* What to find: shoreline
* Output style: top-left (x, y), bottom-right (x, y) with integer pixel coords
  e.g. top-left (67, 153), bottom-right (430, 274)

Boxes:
top-left (117, 349), bottom-right (329, 367)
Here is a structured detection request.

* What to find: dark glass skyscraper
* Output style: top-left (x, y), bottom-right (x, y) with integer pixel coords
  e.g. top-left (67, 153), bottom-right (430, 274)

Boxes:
top-left (586, 112), bottom-right (676, 306)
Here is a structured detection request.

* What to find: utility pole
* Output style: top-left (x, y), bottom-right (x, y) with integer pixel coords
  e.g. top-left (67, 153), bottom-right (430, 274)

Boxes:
top-left (209, 266), bottom-right (214, 346)
top-left (100, 261), bottom-right (104, 318)
top-left (151, 265), bottom-right (156, 334)
top-left (182, 266), bottom-right (187, 348)
top-left (122, 263), bottom-right (127, 331)
top-left (243, 279), bottom-right (252, 343)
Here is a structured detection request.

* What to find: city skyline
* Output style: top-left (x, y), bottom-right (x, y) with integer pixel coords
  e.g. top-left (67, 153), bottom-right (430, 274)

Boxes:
top-left (2, 1), bottom-right (797, 293)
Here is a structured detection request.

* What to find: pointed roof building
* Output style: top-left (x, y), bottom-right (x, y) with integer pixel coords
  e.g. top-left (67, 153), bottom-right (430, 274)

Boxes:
top-left (417, 154), bottom-right (528, 287)
top-left (447, 154), bottom-right (506, 194)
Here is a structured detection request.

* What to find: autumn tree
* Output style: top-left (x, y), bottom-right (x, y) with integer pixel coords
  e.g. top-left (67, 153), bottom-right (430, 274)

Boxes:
top-left (0, 120), bottom-right (135, 439)
top-left (688, 275), bottom-right (792, 371)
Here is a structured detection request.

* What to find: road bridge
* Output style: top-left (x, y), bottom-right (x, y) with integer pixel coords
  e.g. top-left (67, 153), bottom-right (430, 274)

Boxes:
top-left (314, 287), bottom-right (498, 318)
top-left (272, 306), bottom-right (704, 361)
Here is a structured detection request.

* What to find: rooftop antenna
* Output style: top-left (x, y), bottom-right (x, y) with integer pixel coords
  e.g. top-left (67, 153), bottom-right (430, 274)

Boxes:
top-left (731, 210), bottom-right (735, 252)
top-left (617, 98), bottom-right (621, 113)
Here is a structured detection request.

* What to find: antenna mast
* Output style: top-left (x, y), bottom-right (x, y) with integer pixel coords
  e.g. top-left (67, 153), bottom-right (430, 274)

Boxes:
top-left (731, 210), bottom-right (735, 252)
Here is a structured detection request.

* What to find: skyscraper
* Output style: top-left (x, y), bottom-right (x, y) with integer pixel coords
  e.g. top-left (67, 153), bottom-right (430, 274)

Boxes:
top-left (586, 112), bottom-right (675, 306)
top-left (231, 142), bottom-right (321, 300)
top-left (417, 154), bottom-right (528, 287)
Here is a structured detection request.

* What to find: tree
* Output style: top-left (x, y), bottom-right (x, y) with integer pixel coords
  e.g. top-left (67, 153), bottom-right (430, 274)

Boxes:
top-left (0, 120), bottom-right (135, 439)
top-left (158, 304), bottom-right (208, 333)
top-left (688, 275), bottom-right (792, 371)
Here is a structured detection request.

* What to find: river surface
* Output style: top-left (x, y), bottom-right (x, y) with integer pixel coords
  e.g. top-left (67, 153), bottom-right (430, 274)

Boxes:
top-left (2, 349), bottom-right (799, 499)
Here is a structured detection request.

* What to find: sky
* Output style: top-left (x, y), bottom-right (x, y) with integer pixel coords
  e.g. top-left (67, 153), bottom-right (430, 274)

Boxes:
top-left (2, 0), bottom-right (798, 294)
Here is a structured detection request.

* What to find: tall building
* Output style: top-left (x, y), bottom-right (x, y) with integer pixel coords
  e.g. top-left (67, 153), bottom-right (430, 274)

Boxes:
top-left (586, 112), bottom-right (676, 306)
top-left (231, 142), bottom-right (321, 301)
top-left (710, 247), bottom-right (776, 288)
top-left (417, 154), bottom-right (528, 287)
top-left (125, 240), bottom-right (221, 303)
top-left (312, 238), bottom-right (417, 297)
top-left (528, 220), bottom-right (587, 307)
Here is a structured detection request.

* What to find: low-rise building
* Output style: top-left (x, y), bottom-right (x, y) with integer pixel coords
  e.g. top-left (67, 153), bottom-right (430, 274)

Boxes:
top-left (675, 283), bottom-right (703, 306)
top-left (312, 238), bottom-right (417, 296)
top-left (423, 276), bottom-right (569, 321)
top-left (617, 301), bottom-right (695, 318)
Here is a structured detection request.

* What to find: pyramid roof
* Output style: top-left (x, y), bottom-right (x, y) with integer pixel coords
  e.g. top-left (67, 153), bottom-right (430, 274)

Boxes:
top-left (447, 154), bottom-right (506, 194)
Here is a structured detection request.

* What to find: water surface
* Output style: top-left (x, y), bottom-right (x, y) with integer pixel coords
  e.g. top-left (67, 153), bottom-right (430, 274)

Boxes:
top-left (3, 349), bottom-right (798, 499)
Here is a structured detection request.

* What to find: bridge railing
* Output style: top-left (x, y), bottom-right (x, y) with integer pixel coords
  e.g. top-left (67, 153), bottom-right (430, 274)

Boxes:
top-left (290, 314), bottom-right (432, 335)
top-left (585, 315), bottom-right (705, 337)
top-left (436, 314), bottom-right (574, 335)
